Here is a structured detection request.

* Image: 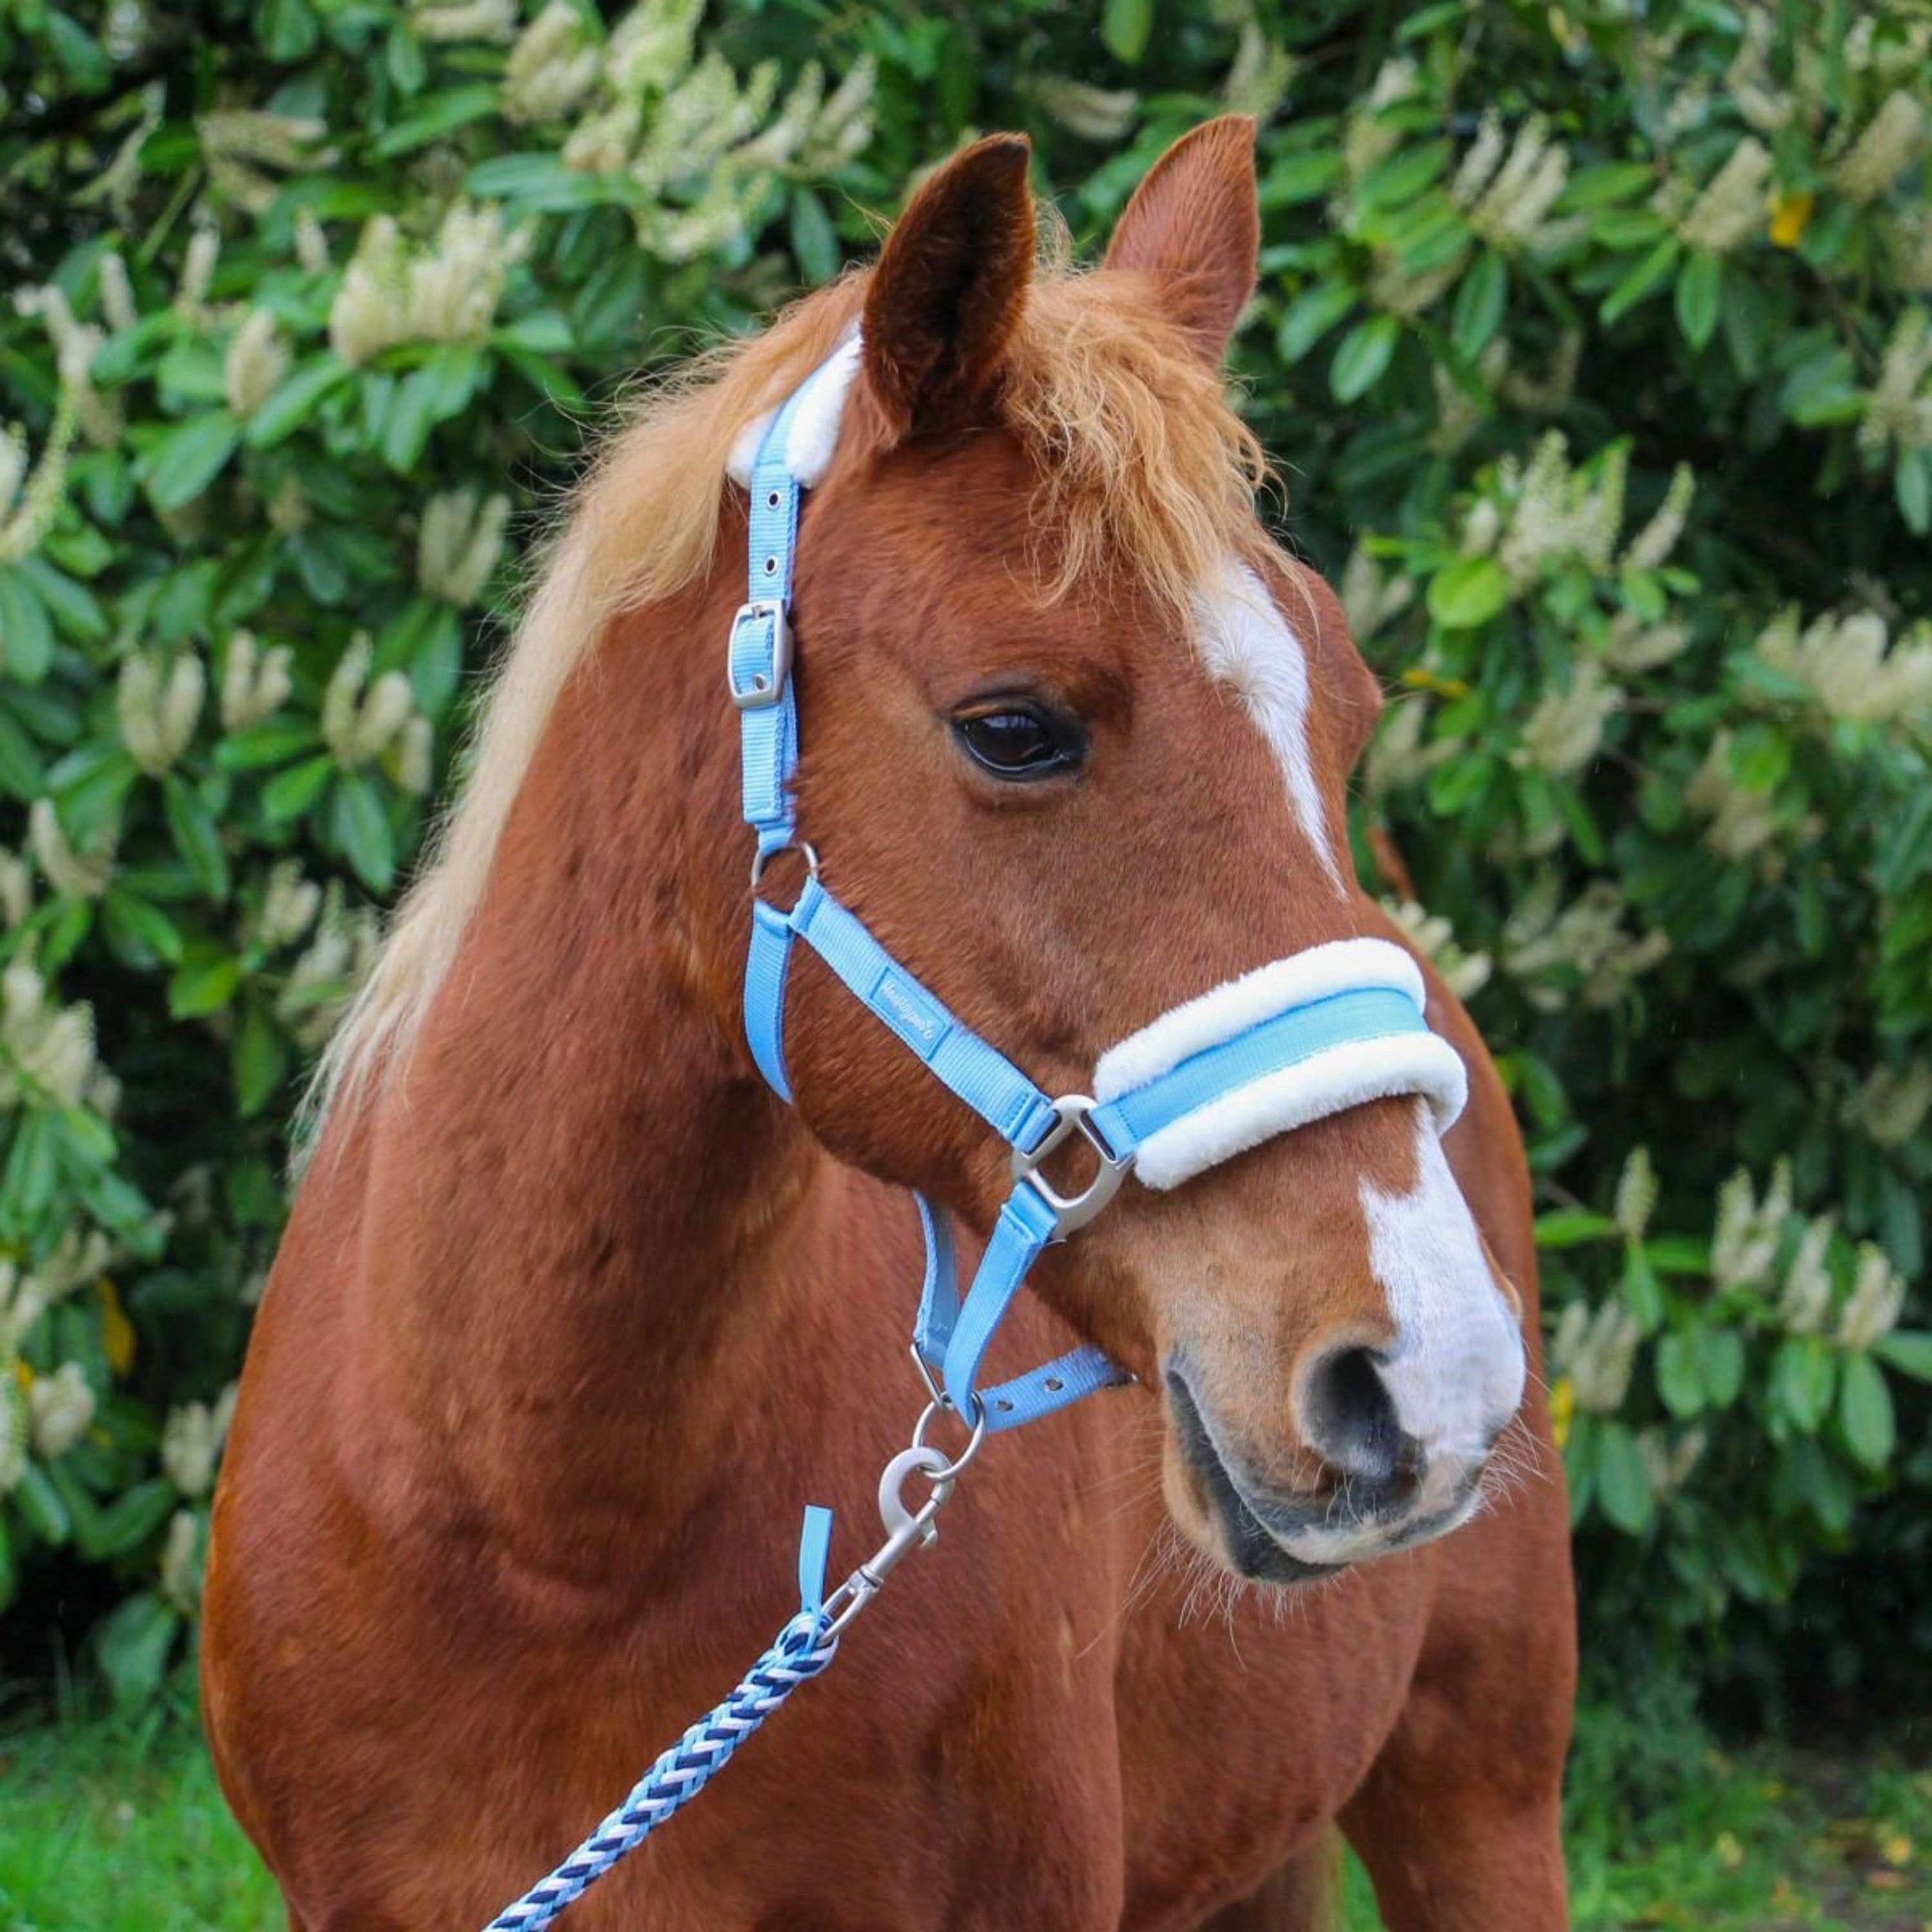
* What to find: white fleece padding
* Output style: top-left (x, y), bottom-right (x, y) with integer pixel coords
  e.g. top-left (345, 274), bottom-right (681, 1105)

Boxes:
top-left (1094, 938), bottom-right (1426, 1101)
top-left (1193, 561), bottom-right (1344, 891)
top-left (726, 331), bottom-right (864, 487)
top-left (1123, 1033), bottom-right (1467, 1190)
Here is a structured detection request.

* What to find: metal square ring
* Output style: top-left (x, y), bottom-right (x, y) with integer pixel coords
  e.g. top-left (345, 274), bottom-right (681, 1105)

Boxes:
top-left (1011, 1096), bottom-right (1132, 1234)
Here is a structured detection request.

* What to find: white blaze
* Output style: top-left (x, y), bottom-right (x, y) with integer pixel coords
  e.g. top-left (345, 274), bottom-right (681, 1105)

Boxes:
top-left (1359, 1101), bottom-right (1526, 1477)
top-left (1191, 560), bottom-right (1344, 891)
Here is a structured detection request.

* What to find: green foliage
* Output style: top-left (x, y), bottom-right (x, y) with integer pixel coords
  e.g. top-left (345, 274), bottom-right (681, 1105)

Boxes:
top-left (1, 0), bottom-right (1928, 1710)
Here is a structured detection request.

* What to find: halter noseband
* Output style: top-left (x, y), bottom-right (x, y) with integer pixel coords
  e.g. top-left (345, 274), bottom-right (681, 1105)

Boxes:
top-left (730, 343), bottom-right (1467, 1434)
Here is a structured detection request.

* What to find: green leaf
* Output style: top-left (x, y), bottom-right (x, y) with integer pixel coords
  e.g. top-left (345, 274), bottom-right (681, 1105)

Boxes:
top-left (168, 953), bottom-right (244, 1019)
top-left (163, 777), bottom-right (231, 901)
top-left (0, 703), bottom-right (45, 798)
top-left (244, 356), bottom-right (352, 449)
top-left (1896, 448), bottom-right (1931, 536)
top-left (790, 188), bottom-right (840, 285)
top-left (262, 755), bottom-right (337, 823)
top-left (1600, 236), bottom-right (1682, 326)
top-left (1657, 1330), bottom-right (1704, 1418)
top-left (259, 0), bottom-right (318, 59)
top-left (17, 555), bottom-right (108, 641)
top-left (0, 564), bottom-right (54, 687)
top-left (1593, 1422), bottom-right (1655, 1535)
top-left (1771, 1335), bottom-right (1835, 1433)
top-left (1838, 1352), bottom-right (1895, 1472)
top-left (1533, 1209), bottom-right (1617, 1248)
top-left (1276, 281), bottom-right (1357, 365)
top-left (1780, 351), bottom-right (1863, 427)
top-left (86, 1479), bottom-right (177, 1560)
top-left (1426, 555), bottom-right (1511, 630)
top-left (217, 722), bottom-right (322, 771)
top-left (381, 368), bottom-right (437, 473)
top-left (46, 10), bottom-right (113, 89)
top-left (1450, 252), bottom-right (1507, 362)
top-left (6, 1112), bottom-right (59, 1220)
top-left (467, 153), bottom-right (619, 211)
top-left (1101, 0), bottom-right (1153, 63)
top-left (142, 412), bottom-right (242, 512)
top-left (233, 1003), bottom-right (290, 1118)
top-left (1873, 1331), bottom-right (1932, 1382)
top-left (332, 774), bottom-right (396, 892)
top-left (1330, 315), bottom-right (1400, 403)
top-left (14, 1463), bottom-right (72, 1544)
top-left (373, 84), bottom-right (501, 158)
top-left (1700, 1328), bottom-right (1746, 1408)
top-left (386, 20), bottom-right (425, 93)
top-left (102, 888), bottom-right (184, 969)
top-left (0, 566), bottom-right (54, 682)
top-left (1673, 250), bottom-right (1722, 350)
top-left (96, 1589), bottom-right (181, 1707)
top-left (1621, 1242), bottom-right (1665, 1330)
top-left (1262, 152), bottom-right (1344, 206)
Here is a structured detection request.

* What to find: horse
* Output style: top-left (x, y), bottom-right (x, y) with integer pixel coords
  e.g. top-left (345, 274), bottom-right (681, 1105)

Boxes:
top-left (203, 117), bottom-right (1576, 1931)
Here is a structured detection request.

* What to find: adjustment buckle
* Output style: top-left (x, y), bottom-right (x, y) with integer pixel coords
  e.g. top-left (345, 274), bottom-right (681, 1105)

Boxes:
top-left (1011, 1096), bottom-right (1131, 1235)
top-left (728, 599), bottom-right (791, 710)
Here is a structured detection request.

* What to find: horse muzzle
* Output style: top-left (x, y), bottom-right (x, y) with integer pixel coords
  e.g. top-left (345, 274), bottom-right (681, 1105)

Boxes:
top-left (1163, 1362), bottom-right (1497, 1583)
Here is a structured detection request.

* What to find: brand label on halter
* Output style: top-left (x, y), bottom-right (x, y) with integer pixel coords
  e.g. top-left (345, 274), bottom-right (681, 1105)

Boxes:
top-left (873, 970), bottom-right (948, 1057)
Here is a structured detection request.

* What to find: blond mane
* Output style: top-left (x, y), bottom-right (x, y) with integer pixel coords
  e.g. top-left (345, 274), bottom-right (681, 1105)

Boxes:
top-left (314, 255), bottom-right (1267, 1123)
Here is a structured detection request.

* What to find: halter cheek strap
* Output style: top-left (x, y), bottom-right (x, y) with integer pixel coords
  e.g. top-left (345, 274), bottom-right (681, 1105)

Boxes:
top-left (730, 345), bottom-right (1467, 1436)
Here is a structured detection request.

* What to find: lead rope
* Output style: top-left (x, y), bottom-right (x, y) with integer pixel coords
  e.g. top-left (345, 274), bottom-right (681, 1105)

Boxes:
top-left (482, 1611), bottom-right (839, 1931)
top-left (482, 1396), bottom-right (984, 1929)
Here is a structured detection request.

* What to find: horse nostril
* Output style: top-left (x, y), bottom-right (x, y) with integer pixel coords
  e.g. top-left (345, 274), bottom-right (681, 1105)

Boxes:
top-left (1302, 1347), bottom-right (1412, 1485)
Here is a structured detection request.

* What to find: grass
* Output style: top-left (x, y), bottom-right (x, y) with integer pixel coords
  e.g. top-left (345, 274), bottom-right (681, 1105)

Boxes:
top-left (0, 1705), bottom-right (1926, 1929)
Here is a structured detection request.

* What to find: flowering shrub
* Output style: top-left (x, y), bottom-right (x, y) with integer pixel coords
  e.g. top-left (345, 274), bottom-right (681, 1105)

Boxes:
top-left (0, 0), bottom-right (1926, 1708)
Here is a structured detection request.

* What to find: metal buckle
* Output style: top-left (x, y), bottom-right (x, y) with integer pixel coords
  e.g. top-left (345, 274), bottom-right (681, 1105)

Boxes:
top-left (727, 599), bottom-right (790, 710)
top-left (1011, 1095), bottom-right (1131, 1234)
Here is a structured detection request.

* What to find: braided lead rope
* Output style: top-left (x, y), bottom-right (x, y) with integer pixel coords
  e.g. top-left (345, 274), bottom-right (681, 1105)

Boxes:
top-left (484, 1610), bottom-right (839, 1931)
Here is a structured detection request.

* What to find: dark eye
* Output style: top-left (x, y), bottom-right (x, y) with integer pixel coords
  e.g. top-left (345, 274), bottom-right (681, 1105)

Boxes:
top-left (951, 703), bottom-right (1087, 781)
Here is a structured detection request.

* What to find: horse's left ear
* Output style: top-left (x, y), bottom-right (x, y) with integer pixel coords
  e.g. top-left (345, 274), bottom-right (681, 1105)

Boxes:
top-left (863, 134), bottom-right (1036, 441)
top-left (1104, 116), bottom-right (1259, 362)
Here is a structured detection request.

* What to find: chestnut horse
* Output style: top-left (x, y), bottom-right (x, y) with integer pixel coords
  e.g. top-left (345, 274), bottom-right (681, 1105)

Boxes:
top-left (205, 120), bottom-right (1575, 1930)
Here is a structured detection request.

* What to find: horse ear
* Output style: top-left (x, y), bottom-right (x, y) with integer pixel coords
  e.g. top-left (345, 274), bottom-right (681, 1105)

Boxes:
top-left (1104, 116), bottom-right (1259, 362)
top-left (863, 135), bottom-right (1035, 441)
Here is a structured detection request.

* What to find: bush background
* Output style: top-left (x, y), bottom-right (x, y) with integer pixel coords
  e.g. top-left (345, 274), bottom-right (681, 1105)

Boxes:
top-left (0, 0), bottom-right (1928, 1723)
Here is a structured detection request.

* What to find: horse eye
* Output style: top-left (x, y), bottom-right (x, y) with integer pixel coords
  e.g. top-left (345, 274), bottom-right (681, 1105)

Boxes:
top-left (951, 704), bottom-right (1085, 781)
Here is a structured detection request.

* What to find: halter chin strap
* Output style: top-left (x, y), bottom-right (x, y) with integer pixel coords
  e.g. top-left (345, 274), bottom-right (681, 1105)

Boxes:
top-left (731, 347), bottom-right (1465, 1434)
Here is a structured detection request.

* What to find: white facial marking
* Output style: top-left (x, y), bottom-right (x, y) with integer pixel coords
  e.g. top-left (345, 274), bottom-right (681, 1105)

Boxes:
top-left (1360, 1102), bottom-right (1526, 1473)
top-left (1255, 1104), bottom-right (1521, 1568)
top-left (1191, 559), bottom-right (1344, 891)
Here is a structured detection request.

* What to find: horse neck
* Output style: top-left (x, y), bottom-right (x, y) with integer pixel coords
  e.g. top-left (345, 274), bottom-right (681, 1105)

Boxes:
top-left (336, 553), bottom-right (857, 1570)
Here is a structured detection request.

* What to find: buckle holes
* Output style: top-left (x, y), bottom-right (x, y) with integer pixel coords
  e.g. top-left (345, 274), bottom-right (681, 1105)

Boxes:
top-left (995, 1398), bottom-right (1016, 1412)
top-left (766, 490), bottom-right (781, 509)
top-left (763, 555), bottom-right (779, 575)
top-left (1043, 1377), bottom-right (1065, 1395)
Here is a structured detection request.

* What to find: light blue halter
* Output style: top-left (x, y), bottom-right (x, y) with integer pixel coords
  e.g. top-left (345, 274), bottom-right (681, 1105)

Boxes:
top-left (481, 348), bottom-right (1465, 1929)
top-left (729, 348), bottom-right (1459, 1434)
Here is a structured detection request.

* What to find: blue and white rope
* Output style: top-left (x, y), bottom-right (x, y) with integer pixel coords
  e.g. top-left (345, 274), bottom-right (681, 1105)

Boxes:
top-left (484, 1610), bottom-right (839, 1930)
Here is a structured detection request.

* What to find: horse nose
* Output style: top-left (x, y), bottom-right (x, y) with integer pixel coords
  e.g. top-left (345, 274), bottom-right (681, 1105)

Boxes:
top-left (1300, 1346), bottom-right (1417, 1486)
